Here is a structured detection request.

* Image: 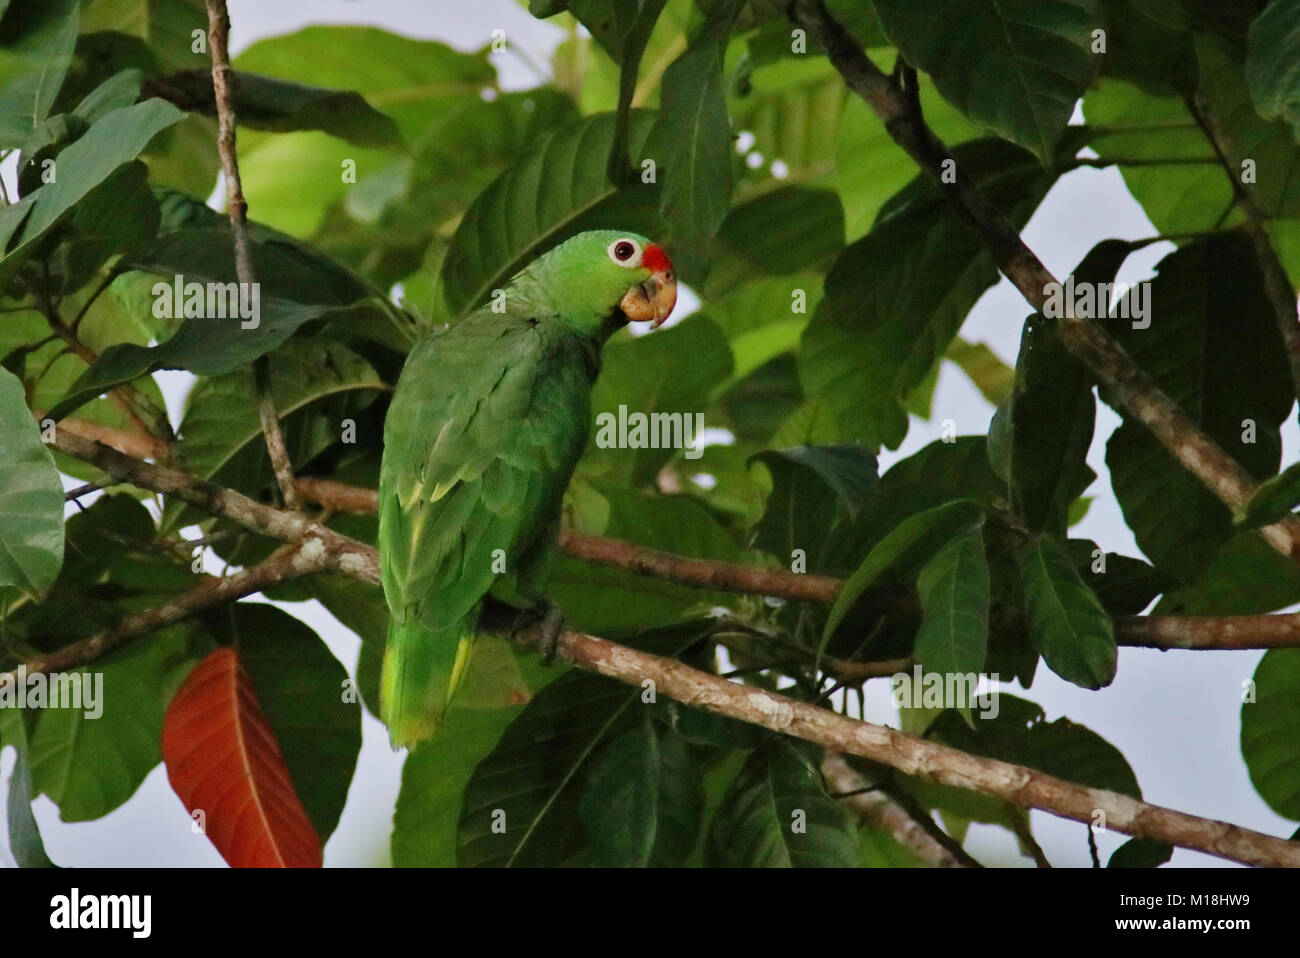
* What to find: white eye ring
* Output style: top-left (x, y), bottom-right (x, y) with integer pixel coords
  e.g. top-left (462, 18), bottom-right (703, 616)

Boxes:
top-left (607, 237), bottom-right (642, 267)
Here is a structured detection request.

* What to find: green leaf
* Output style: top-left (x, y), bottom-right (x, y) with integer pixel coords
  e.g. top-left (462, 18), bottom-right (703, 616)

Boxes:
top-left (28, 624), bottom-right (201, 821)
top-left (174, 339), bottom-right (383, 481)
top-left (71, 68), bottom-right (142, 124)
top-left (1084, 80), bottom-right (1232, 236)
top-left (1103, 234), bottom-right (1292, 581)
top-left (226, 604), bottom-right (361, 842)
top-left (993, 240), bottom-right (1133, 533)
top-left (1155, 532), bottom-right (1300, 616)
top-left (705, 738), bottom-right (858, 866)
top-left (1018, 534), bottom-right (1116, 689)
top-left (914, 525), bottom-right (990, 697)
top-left (872, 0), bottom-right (1100, 160)
top-left (822, 499), bottom-right (984, 659)
top-left (1241, 649), bottom-right (1300, 820)
top-left (578, 711), bottom-right (703, 866)
top-left (0, 0), bottom-right (78, 147)
top-left (928, 694), bottom-right (1141, 796)
top-left (606, 0), bottom-right (670, 183)
top-left (393, 700), bottom-right (535, 867)
top-left (586, 315), bottom-right (733, 485)
top-left (800, 138), bottom-right (1069, 448)
top-left (458, 624), bottom-right (709, 866)
top-left (1, 710), bottom-right (56, 867)
top-left (0, 98), bottom-right (184, 286)
top-left (233, 27), bottom-right (493, 142)
top-left (834, 73), bottom-right (984, 239)
top-left (650, 0), bottom-right (743, 240)
top-left (944, 338), bottom-right (1014, 405)
top-left (1247, 0), bottom-right (1300, 142)
top-left (0, 366), bottom-right (63, 600)
top-left (1108, 837), bottom-right (1173, 867)
top-left (1196, 36), bottom-right (1300, 218)
top-left (751, 444), bottom-right (878, 573)
top-left (1236, 460), bottom-right (1300, 530)
top-left (440, 110), bottom-right (660, 317)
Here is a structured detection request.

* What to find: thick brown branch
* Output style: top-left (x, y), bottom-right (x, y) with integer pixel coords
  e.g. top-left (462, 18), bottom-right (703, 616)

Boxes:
top-left (790, 0), bottom-right (1300, 565)
top-left (204, 0), bottom-right (301, 511)
top-left (498, 615), bottom-right (1300, 868)
top-left (289, 474), bottom-right (1300, 653)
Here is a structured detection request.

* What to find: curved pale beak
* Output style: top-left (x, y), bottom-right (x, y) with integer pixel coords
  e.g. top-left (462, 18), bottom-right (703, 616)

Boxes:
top-left (620, 269), bottom-right (677, 328)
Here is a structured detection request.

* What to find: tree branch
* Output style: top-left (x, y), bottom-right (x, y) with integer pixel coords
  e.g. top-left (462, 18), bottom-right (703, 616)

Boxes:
top-left (822, 752), bottom-right (971, 867)
top-left (49, 430), bottom-right (378, 584)
top-left (496, 609), bottom-right (1300, 868)
top-left (204, 0), bottom-right (301, 511)
top-left (289, 473), bottom-right (1300, 652)
top-left (2, 546), bottom-right (326, 684)
top-left (789, 0), bottom-right (1300, 566)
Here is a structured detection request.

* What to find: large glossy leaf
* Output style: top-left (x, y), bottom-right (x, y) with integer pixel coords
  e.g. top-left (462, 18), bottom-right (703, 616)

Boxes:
top-left (29, 623), bottom-right (200, 822)
top-left (150, 68), bottom-right (403, 148)
top-left (1083, 80), bottom-right (1232, 236)
top-left (1241, 649), bottom-right (1300, 820)
top-left (0, 0), bottom-right (78, 147)
top-left (175, 339), bottom-right (383, 481)
top-left (913, 525), bottom-right (990, 689)
top-left (1247, 0), bottom-right (1300, 142)
top-left (222, 605), bottom-right (361, 842)
top-left (872, 0), bottom-right (1101, 160)
top-left (705, 738), bottom-right (858, 867)
top-left (1017, 534), bottom-right (1116, 689)
top-left (1103, 234), bottom-right (1292, 582)
top-left (991, 241), bottom-right (1131, 534)
top-left (651, 0), bottom-right (743, 240)
top-left (0, 367), bottom-right (63, 600)
top-left (233, 27), bottom-right (493, 142)
top-left (751, 443), bottom-right (878, 573)
top-left (929, 695), bottom-right (1141, 796)
top-left (1196, 36), bottom-right (1300, 218)
top-left (440, 110), bottom-right (660, 317)
top-left (0, 98), bottom-right (183, 286)
top-left (799, 139), bottom-right (1070, 448)
top-left (822, 499), bottom-right (984, 659)
top-left (161, 645), bottom-right (322, 867)
top-left (457, 624), bottom-right (709, 867)
top-left (577, 712), bottom-right (703, 866)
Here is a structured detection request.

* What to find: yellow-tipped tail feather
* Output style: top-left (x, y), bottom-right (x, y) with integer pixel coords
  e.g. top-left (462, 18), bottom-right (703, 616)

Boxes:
top-left (380, 618), bottom-right (474, 748)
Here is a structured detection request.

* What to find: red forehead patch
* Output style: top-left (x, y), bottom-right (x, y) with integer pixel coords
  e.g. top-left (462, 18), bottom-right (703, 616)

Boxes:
top-left (641, 243), bottom-right (672, 273)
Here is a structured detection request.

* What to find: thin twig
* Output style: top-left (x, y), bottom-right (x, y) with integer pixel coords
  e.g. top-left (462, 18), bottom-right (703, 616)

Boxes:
top-left (204, 0), bottom-right (302, 511)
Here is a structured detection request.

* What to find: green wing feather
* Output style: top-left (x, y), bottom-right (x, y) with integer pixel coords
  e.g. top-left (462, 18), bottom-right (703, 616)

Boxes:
top-left (378, 309), bottom-right (593, 745)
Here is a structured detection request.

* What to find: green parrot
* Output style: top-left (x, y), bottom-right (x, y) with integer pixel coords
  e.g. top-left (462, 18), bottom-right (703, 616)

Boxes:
top-left (378, 229), bottom-right (677, 747)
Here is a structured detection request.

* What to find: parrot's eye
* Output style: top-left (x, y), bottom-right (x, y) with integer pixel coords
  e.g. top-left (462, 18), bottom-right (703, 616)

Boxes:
top-left (608, 238), bottom-right (641, 266)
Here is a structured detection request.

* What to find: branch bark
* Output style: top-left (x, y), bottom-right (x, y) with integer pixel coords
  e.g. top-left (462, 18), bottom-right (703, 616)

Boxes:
top-left (288, 472), bottom-right (1300, 652)
top-left (204, 0), bottom-right (301, 511)
top-left (498, 611), bottom-right (1300, 868)
top-left (1, 546), bottom-right (326, 685)
top-left (50, 429), bottom-right (378, 584)
top-left (789, 0), bottom-right (1300, 566)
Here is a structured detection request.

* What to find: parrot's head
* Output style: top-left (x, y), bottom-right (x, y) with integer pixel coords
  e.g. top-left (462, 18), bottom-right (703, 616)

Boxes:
top-left (537, 229), bottom-right (678, 333)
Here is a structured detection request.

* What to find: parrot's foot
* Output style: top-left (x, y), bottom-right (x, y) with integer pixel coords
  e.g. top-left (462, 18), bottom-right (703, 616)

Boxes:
top-left (511, 602), bottom-right (566, 665)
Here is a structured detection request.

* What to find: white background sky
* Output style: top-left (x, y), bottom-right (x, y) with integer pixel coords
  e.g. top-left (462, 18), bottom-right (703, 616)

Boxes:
top-left (1, 0), bottom-right (1294, 869)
